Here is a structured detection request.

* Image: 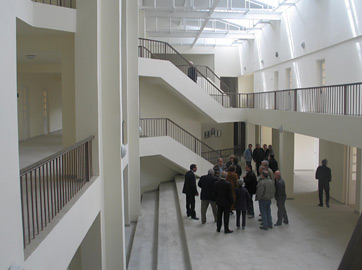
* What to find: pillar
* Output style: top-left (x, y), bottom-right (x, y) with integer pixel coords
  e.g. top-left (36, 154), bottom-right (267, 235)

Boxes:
top-left (245, 122), bottom-right (255, 147)
top-left (255, 125), bottom-right (261, 144)
top-left (272, 128), bottom-right (280, 161)
top-left (356, 148), bottom-right (362, 213)
top-left (279, 130), bottom-right (294, 198)
top-left (0, 1), bottom-right (24, 269)
top-left (319, 139), bottom-right (347, 203)
top-left (126, 0), bottom-right (141, 222)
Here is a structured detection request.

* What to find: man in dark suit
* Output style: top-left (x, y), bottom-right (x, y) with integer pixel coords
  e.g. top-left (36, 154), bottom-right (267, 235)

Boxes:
top-left (243, 164), bottom-right (257, 218)
top-left (214, 171), bottom-right (234, 233)
top-left (198, 169), bottom-right (218, 224)
top-left (315, 159), bottom-right (332, 208)
top-left (183, 164), bottom-right (199, 220)
top-left (253, 144), bottom-right (264, 176)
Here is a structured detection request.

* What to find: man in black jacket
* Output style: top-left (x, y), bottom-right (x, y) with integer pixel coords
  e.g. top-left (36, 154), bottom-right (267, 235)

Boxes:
top-left (214, 171), bottom-right (234, 233)
top-left (243, 164), bottom-right (257, 218)
top-left (198, 169), bottom-right (218, 224)
top-left (315, 159), bottom-right (332, 208)
top-left (183, 164), bottom-right (199, 219)
top-left (253, 144), bottom-right (264, 175)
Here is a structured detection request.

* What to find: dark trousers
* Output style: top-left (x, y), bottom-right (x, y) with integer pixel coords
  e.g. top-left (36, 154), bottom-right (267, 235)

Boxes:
top-left (186, 195), bottom-right (196, 218)
top-left (318, 181), bottom-right (330, 205)
top-left (217, 205), bottom-right (231, 232)
top-left (236, 209), bottom-right (246, 227)
top-left (276, 197), bottom-right (289, 224)
top-left (255, 161), bottom-right (262, 175)
top-left (259, 200), bottom-right (272, 229)
top-left (247, 194), bottom-right (255, 216)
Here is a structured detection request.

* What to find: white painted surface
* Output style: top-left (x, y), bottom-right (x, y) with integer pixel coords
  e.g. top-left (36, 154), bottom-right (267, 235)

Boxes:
top-left (0, 1), bottom-right (24, 269)
top-left (294, 133), bottom-right (318, 170)
top-left (201, 122), bottom-right (233, 151)
top-left (16, 0), bottom-right (76, 33)
top-left (139, 58), bottom-right (246, 123)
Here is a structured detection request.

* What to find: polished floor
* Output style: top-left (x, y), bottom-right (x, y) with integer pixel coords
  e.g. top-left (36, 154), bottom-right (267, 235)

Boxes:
top-left (176, 171), bottom-right (359, 270)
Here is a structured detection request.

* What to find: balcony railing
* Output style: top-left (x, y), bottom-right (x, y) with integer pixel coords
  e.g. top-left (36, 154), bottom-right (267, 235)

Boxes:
top-left (20, 136), bottom-right (94, 248)
top-left (140, 118), bottom-right (221, 163)
top-left (31, 0), bottom-right (75, 8)
top-left (138, 38), bottom-right (232, 107)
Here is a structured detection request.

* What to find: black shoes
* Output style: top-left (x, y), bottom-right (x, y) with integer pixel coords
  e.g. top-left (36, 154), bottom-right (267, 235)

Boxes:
top-left (326, 202), bottom-right (330, 208)
top-left (318, 204), bottom-right (323, 207)
top-left (274, 223), bottom-right (282, 226)
top-left (191, 216), bottom-right (199, 220)
top-left (259, 227), bottom-right (268, 230)
top-left (216, 229), bottom-right (220, 233)
top-left (225, 230), bottom-right (233, 234)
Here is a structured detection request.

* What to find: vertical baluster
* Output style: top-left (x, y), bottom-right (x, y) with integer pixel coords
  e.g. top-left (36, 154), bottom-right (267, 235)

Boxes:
top-left (20, 176), bottom-right (26, 248)
top-left (25, 174), bottom-right (31, 245)
top-left (39, 167), bottom-right (43, 231)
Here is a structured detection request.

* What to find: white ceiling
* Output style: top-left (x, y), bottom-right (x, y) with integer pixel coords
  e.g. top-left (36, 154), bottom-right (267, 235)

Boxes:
top-left (139, 0), bottom-right (300, 47)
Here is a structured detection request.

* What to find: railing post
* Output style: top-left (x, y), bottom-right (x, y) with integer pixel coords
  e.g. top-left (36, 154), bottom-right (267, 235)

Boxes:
top-left (85, 141), bottom-right (90, 181)
top-left (165, 119), bottom-right (168, 136)
top-left (274, 92), bottom-right (277, 110)
top-left (294, 89), bottom-right (297, 111)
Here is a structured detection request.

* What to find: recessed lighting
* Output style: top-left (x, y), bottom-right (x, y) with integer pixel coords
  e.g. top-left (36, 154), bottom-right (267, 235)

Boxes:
top-left (25, 54), bottom-right (36, 60)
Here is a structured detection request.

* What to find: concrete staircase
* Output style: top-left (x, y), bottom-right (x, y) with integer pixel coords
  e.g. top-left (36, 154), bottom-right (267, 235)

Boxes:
top-left (128, 180), bottom-right (193, 270)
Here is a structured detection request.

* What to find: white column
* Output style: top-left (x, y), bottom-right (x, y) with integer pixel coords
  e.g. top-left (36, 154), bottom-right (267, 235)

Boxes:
top-left (126, 0), bottom-right (141, 222)
top-left (0, 1), bottom-right (24, 269)
top-left (319, 139), bottom-right (347, 203)
top-left (356, 148), bottom-right (362, 213)
top-left (245, 122), bottom-right (255, 147)
top-left (272, 128), bottom-right (280, 161)
top-left (279, 130), bottom-right (294, 198)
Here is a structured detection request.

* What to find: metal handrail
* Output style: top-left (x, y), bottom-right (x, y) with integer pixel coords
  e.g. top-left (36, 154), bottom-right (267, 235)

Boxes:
top-left (31, 0), bottom-right (75, 8)
top-left (20, 136), bottom-right (94, 248)
top-left (138, 38), bottom-right (233, 107)
top-left (140, 118), bottom-right (221, 163)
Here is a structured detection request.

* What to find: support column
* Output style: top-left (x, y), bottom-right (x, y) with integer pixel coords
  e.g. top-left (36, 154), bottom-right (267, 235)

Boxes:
top-left (279, 130), bottom-right (294, 198)
top-left (255, 125), bottom-right (261, 144)
top-left (319, 139), bottom-right (347, 204)
top-left (272, 128), bottom-right (280, 161)
top-left (245, 122), bottom-right (256, 147)
top-left (126, 0), bottom-right (141, 222)
top-left (356, 148), bottom-right (362, 213)
top-left (0, 1), bottom-right (24, 269)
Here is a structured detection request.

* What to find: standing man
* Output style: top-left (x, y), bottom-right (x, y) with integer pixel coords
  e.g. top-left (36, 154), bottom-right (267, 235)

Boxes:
top-left (182, 164), bottom-right (199, 220)
top-left (243, 144), bottom-right (253, 167)
top-left (214, 171), bottom-right (234, 234)
top-left (274, 171), bottom-right (289, 226)
top-left (198, 169), bottom-right (218, 224)
top-left (256, 170), bottom-right (275, 230)
top-left (243, 164), bottom-right (258, 218)
top-left (315, 159), bottom-right (332, 208)
top-left (253, 144), bottom-right (264, 176)
top-left (213, 157), bottom-right (226, 179)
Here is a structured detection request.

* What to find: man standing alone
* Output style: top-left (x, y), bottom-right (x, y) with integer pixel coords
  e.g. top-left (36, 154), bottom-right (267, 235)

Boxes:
top-left (198, 169), bottom-right (218, 224)
top-left (214, 171), bottom-right (234, 233)
top-left (315, 159), bottom-right (332, 208)
top-left (274, 171), bottom-right (289, 226)
top-left (183, 164), bottom-right (199, 220)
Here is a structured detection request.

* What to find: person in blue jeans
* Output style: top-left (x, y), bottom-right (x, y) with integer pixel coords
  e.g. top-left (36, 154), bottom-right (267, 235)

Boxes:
top-left (256, 170), bottom-right (275, 230)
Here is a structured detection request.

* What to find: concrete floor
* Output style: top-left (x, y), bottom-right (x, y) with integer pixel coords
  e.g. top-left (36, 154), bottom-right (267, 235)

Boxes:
top-left (175, 172), bottom-right (360, 270)
top-left (19, 131), bottom-right (63, 169)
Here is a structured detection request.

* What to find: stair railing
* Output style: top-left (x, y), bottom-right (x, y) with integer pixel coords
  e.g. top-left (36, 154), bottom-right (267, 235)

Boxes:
top-left (20, 135), bottom-right (94, 249)
top-left (140, 118), bottom-right (221, 163)
top-left (138, 38), bottom-right (232, 107)
top-left (31, 0), bottom-right (75, 8)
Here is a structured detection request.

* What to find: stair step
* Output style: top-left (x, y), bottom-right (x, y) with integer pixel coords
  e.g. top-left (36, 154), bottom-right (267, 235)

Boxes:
top-left (128, 191), bottom-right (158, 270)
top-left (157, 182), bottom-right (191, 270)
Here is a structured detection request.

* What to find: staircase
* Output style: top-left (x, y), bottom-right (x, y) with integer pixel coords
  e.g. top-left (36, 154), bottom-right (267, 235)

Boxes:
top-left (128, 180), bottom-right (192, 270)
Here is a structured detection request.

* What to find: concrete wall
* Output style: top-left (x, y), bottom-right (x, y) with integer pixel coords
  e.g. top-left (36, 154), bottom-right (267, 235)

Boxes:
top-left (201, 122), bottom-right (233, 151)
top-left (182, 54), bottom-right (214, 71)
top-left (17, 73), bottom-right (62, 140)
top-left (238, 74), bottom-right (254, 93)
top-left (240, 0), bottom-right (362, 90)
top-left (294, 133), bottom-right (319, 170)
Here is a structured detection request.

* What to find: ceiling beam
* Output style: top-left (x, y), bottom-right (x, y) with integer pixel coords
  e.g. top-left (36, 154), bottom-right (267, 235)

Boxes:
top-left (144, 10), bottom-right (281, 20)
top-left (191, 0), bottom-right (220, 47)
top-left (147, 30), bottom-right (255, 39)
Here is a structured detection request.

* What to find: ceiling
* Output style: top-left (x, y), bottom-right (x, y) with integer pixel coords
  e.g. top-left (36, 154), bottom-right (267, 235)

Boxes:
top-left (139, 0), bottom-right (300, 47)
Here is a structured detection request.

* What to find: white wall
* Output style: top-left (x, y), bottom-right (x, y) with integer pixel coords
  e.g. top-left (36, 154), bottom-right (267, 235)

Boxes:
top-left (182, 54), bottom-right (214, 71)
top-left (140, 81), bottom-right (203, 139)
top-left (238, 74), bottom-right (254, 93)
top-left (17, 73), bottom-right (62, 140)
top-left (201, 122), bottom-right (233, 151)
top-left (175, 46), bottom-right (242, 77)
top-left (239, 0), bottom-right (362, 91)
top-left (261, 126), bottom-right (272, 146)
top-left (294, 133), bottom-right (318, 170)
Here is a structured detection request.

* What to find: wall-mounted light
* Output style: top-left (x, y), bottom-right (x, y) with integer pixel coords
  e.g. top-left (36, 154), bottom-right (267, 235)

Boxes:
top-left (261, 60), bottom-right (264, 65)
top-left (301, 42), bottom-right (305, 49)
top-left (275, 52), bottom-right (279, 57)
top-left (244, 66), bottom-right (246, 71)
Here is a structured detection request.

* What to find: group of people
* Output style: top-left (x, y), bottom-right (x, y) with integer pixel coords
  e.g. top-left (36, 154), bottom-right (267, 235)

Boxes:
top-left (182, 145), bottom-right (289, 233)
